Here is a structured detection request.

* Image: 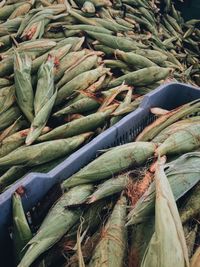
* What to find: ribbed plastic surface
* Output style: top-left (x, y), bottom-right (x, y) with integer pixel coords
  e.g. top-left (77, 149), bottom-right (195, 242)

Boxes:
top-left (0, 82), bottom-right (200, 265)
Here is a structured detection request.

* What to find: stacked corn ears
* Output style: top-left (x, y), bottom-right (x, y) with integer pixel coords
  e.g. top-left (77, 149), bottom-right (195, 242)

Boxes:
top-left (9, 96), bottom-right (200, 267)
top-left (0, 0), bottom-right (199, 192)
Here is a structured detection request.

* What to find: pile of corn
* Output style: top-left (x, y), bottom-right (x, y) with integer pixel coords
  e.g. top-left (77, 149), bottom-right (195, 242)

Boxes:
top-left (11, 97), bottom-right (200, 267)
top-left (0, 0), bottom-right (199, 192)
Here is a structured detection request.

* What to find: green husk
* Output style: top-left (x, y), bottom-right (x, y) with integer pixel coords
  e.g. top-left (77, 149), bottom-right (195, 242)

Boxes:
top-left (13, 192), bottom-right (33, 264)
top-left (62, 142), bottom-right (156, 189)
top-left (56, 54), bottom-right (99, 89)
top-left (53, 96), bottom-right (100, 117)
top-left (0, 166), bottom-right (28, 193)
top-left (0, 78), bottom-right (12, 88)
top-left (0, 126), bottom-right (50, 158)
top-left (115, 50), bottom-right (156, 69)
top-left (126, 152), bottom-right (200, 226)
top-left (141, 157), bottom-right (189, 267)
top-left (136, 99), bottom-right (200, 142)
top-left (26, 56), bottom-right (56, 145)
top-left (0, 2), bottom-right (23, 20)
top-left (31, 43), bottom-right (71, 73)
top-left (18, 184), bottom-right (94, 267)
top-left (38, 110), bottom-right (112, 142)
top-left (156, 123), bottom-right (200, 156)
top-left (87, 173), bottom-right (130, 203)
top-left (107, 67), bottom-right (171, 88)
top-left (55, 66), bottom-right (109, 105)
top-left (0, 117), bottom-right (28, 141)
top-left (89, 195), bottom-right (127, 267)
top-left (14, 52), bottom-right (34, 122)
top-left (134, 49), bottom-right (168, 65)
top-left (0, 106), bottom-right (21, 131)
top-left (111, 96), bottom-right (143, 117)
top-left (152, 117), bottom-right (200, 143)
top-left (86, 30), bottom-right (146, 51)
top-left (34, 55), bottom-right (55, 114)
top-left (0, 132), bottom-right (92, 167)
top-left (0, 85), bottom-right (15, 115)
top-left (64, 24), bottom-right (112, 34)
top-left (26, 91), bottom-right (57, 145)
top-left (54, 49), bottom-right (86, 82)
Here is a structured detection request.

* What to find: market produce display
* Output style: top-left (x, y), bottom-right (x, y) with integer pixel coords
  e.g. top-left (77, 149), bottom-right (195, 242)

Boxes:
top-left (0, 0), bottom-right (199, 192)
top-left (12, 99), bottom-right (200, 267)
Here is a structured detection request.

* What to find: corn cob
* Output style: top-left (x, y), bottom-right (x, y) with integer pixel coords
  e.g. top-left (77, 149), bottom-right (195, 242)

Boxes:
top-left (38, 109), bottom-right (113, 142)
top-left (0, 126), bottom-right (50, 158)
top-left (0, 132), bottom-right (92, 167)
top-left (14, 52), bottom-right (34, 123)
top-left (107, 67), bottom-right (171, 88)
top-left (87, 173), bottom-right (130, 203)
top-left (156, 124), bottom-right (200, 156)
top-left (62, 142), bottom-right (155, 189)
top-left (0, 85), bottom-right (15, 115)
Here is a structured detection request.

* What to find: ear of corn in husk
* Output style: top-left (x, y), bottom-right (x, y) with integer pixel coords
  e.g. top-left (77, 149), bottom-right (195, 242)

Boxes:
top-left (0, 106), bottom-right (21, 131)
top-left (156, 123), bottom-right (200, 156)
top-left (136, 99), bottom-right (200, 142)
top-left (12, 192), bottom-right (32, 264)
top-left (62, 142), bottom-right (156, 189)
top-left (55, 66), bottom-right (109, 105)
top-left (0, 78), bottom-right (12, 88)
top-left (18, 184), bottom-right (94, 267)
top-left (0, 85), bottom-right (15, 115)
top-left (126, 152), bottom-right (200, 226)
top-left (0, 132), bottom-right (92, 167)
top-left (0, 126), bottom-right (50, 158)
top-left (141, 157), bottom-right (189, 267)
top-left (89, 195), bottom-right (127, 267)
top-left (38, 109), bottom-right (112, 142)
top-left (56, 53), bottom-right (100, 89)
top-left (152, 117), bottom-right (200, 143)
top-left (107, 67), bottom-right (171, 88)
top-left (14, 52), bottom-right (34, 122)
top-left (110, 89), bottom-right (132, 125)
top-left (0, 166), bottom-right (28, 193)
top-left (26, 56), bottom-right (56, 145)
top-left (0, 117), bottom-right (28, 142)
top-left (128, 217), bottom-right (155, 267)
top-left (87, 173), bottom-right (130, 203)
